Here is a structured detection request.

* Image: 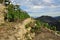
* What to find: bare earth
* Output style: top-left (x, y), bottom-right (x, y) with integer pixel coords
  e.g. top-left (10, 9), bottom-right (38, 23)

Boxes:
top-left (33, 28), bottom-right (60, 40)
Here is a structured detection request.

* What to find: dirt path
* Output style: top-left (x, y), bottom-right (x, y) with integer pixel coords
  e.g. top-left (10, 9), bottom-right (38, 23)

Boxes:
top-left (22, 18), bottom-right (32, 25)
top-left (0, 18), bottom-right (33, 40)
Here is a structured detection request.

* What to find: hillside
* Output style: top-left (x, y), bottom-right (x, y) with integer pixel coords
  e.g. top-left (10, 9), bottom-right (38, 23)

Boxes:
top-left (0, 18), bottom-right (35, 40)
top-left (36, 16), bottom-right (60, 31)
top-left (54, 16), bottom-right (60, 21)
top-left (0, 4), bottom-right (6, 24)
top-left (0, 1), bottom-right (60, 40)
top-left (0, 18), bottom-right (60, 40)
top-left (33, 27), bottom-right (60, 40)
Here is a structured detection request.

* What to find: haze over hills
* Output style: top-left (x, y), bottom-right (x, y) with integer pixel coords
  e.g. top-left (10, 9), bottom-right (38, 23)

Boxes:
top-left (54, 16), bottom-right (60, 21)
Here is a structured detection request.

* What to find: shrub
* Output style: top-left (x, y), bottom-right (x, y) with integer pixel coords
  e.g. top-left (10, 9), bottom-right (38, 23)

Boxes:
top-left (43, 23), bottom-right (56, 31)
top-left (30, 21), bottom-right (41, 33)
top-left (5, 4), bottom-right (30, 22)
top-left (35, 20), bottom-right (57, 31)
top-left (0, 0), bottom-right (3, 3)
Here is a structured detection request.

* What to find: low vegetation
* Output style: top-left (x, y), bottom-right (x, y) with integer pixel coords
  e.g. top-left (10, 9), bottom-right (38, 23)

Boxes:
top-left (5, 4), bottom-right (30, 22)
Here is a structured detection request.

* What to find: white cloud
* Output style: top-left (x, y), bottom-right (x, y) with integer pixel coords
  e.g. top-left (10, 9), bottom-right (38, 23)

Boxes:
top-left (32, 6), bottom-right (44, 9)
top-left (43, 0), bottom-right (52, 3)
top-left (11, 0), bottom-right (60, 17)
top-left (50, 5), bottom-right (60, 8)
top-left (29, 12), bottom-right (60, 17)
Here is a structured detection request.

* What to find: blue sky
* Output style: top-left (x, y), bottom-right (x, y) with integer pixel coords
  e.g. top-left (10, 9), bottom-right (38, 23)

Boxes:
top-left (11, 0), bottom-right (60, 17)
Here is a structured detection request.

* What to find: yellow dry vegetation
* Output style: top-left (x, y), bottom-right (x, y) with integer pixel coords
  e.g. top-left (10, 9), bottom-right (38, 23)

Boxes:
top-left (0, 4), bottom-right (6, 24)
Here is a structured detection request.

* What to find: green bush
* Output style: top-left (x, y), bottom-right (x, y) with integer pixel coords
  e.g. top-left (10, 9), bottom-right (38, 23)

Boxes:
top-left (30, 21), bottom-right (41, 33)
top-left (43, 23), bottom-right (56, 31)
top-left (5, 4), bottom-right (30, 22)
top-left (25, 23), bottom-right (30, 29)
top-left (0, 0), bottom-right (3, 3)
top-left (35, 21), bottom-right (41, 29)
top-left (35, 20), bottom-right (57, 31)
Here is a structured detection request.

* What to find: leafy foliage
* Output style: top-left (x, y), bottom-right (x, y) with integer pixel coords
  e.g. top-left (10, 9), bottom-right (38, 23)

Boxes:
top-left (0, 0), bottom-right (3, 3)
top-left (30, 21), bottom-right (41, 33)
top-left (42, 23), bottom-right (56, 31)
top-left (5, 4), bottom-right (30, 22)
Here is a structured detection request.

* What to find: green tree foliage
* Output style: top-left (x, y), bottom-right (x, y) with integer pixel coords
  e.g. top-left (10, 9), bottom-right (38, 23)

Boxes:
top-left (0, 0), bottom-right (3, 3)
top-left (6, 4), bottom-right (30, 22)
top-left (30, 21), bottom-right (41, 33)
top-left (4, 0), bottom-right (10, 6)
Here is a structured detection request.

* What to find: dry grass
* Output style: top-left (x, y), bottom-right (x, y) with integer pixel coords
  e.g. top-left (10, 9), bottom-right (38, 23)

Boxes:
top-left (33, 27), bottom-right (60, 40)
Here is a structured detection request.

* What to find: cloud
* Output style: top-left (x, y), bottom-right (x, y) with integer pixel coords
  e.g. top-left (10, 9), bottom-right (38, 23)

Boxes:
top-left (11, 0), bottom-right (60, 17)
top-left (43, 0), bottom-right (53, 3)
top-left (32, 6), bottom-right (44, 9)
top-left (29, 12), bottom-right (60, 17)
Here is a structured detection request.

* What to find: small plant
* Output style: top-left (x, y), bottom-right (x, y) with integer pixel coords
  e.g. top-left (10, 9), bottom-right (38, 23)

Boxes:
top-left (50, 26), bottom-right (56, 31)
top-left (25, 24), bottom-right (29, 29)
top-left (25, 22), bottom-right (31, 29)
top-left (30, 21), bottom-right (41, 33)
top-left (43, 23), bottom-right (56, 31)
top-left (43, 23), bottom-right (50, 28)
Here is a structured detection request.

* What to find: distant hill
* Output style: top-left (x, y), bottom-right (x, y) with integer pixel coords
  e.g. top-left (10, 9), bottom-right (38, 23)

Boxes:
top-left (54, 16), bottom-right (60, 21)
top-left (36, 16), bottom-right (60, 31)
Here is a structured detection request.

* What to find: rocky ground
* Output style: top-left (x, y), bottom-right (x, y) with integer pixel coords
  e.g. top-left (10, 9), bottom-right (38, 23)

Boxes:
top-left (0, 18), bottom-right (35, 40)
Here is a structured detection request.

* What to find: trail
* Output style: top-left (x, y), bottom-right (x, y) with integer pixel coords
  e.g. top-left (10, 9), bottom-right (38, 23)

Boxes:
top-left (22, 18), bottom-right (32, 25)
top-left (14, 18), bottom-right (34, 40)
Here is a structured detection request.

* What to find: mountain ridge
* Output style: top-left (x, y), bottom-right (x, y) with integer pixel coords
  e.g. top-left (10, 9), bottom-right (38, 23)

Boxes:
top-left (36, 16), bottom-right (60, 31)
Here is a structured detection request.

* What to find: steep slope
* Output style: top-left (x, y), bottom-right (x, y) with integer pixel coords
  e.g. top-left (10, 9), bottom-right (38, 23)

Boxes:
top-left (0, 3), bottom-right (35, 40)
top-left (0, 18), bottom-right (60, 40)
top-left (0, 18), bottom-right (35, 40)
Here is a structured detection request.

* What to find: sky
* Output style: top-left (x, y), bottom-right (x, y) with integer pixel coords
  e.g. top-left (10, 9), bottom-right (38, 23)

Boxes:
top-left (11, 0), bottom-right (60, 17)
